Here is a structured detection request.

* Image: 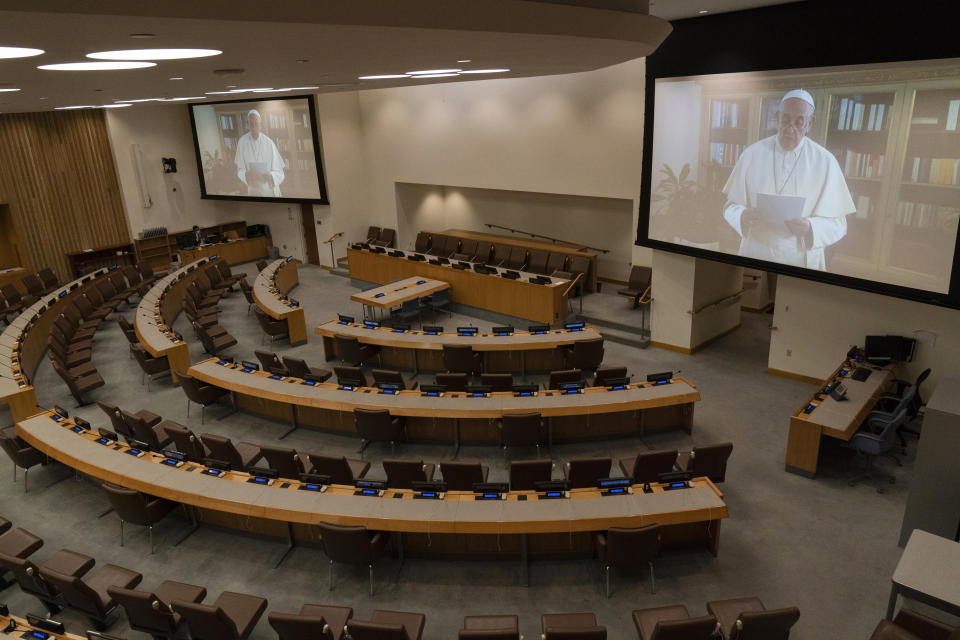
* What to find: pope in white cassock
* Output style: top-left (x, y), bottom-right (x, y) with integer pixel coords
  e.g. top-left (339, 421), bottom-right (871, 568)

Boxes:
top-left (722, 89), bottom-right (855, 270)
top-left (234, 109), bottom-right (285, 197)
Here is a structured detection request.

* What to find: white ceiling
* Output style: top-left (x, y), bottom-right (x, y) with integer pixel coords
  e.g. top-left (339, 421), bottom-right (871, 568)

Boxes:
top-left (0, 0), bottom-right (799, 114)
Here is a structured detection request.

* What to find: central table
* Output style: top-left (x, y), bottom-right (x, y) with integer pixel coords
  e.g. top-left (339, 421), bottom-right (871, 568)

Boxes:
top-left (350, 276), bottom-right (449, 321)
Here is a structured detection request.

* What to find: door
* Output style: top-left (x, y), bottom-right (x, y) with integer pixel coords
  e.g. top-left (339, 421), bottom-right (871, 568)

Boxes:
top-left (301, 203), bottom-right (320, 265)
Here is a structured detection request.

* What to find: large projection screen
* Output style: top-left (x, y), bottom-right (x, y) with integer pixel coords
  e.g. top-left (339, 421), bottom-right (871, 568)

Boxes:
top-left (189, 95), bottom-right (328, 204)
top-left (641, 57), bottom-right (960, 303)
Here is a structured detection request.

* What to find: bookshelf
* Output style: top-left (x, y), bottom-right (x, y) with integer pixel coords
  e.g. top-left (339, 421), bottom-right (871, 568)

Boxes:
top-left (66, 242), bottom-right (136, 278)
top-left (134, 221), bottom-right (256, 271)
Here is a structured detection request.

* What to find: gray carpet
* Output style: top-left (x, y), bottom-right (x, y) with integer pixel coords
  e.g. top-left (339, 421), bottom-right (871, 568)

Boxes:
top-left (0, 263), bottom-right (921, 639)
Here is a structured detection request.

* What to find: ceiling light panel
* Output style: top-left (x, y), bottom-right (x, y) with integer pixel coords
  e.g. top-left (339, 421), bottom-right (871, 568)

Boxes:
top-left (38, 61), bottom-right (157, 71)
top-left (0, 46), bottom-right (44, 59)
top-left (87, 48), bottom-right (222, 61)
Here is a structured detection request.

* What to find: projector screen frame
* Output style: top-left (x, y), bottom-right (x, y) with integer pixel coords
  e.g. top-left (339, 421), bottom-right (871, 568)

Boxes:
top-left (637, 0), bottom-right (960, 310)
top-left (188, 94), bottom-right (329, 205)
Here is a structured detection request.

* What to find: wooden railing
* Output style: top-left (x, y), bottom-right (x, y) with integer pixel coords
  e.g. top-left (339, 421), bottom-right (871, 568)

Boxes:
top-left (483, 223), bottom-right (609, 254)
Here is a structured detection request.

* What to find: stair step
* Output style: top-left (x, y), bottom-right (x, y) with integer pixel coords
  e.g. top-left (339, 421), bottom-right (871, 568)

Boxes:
top-left (575, 312), bottom-right (647, 336)
top-left (329, 267), bottom-right (350, 278)
top-left (592, 325), bottom-right (650, 349)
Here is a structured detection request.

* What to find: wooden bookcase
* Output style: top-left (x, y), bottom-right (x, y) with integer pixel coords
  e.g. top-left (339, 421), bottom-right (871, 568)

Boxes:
top-left (134, 220), bottom-right (254, 271)
top-left (67, 242), bottom-right (136, 277)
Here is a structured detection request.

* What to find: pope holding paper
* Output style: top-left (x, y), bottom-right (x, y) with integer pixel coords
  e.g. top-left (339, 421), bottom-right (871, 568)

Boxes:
top-left (722, 89), bottom-right (855, 270)
top-left (234, 109), bottom-right (285, 197)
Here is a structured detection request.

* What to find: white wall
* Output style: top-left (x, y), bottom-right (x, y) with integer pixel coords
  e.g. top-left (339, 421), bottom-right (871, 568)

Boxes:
top-left (769, 276), bottom-right (960, 390)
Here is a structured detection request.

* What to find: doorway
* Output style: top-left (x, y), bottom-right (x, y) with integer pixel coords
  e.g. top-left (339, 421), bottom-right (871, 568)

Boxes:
top-left (300, 203), bottom-right (320, 265)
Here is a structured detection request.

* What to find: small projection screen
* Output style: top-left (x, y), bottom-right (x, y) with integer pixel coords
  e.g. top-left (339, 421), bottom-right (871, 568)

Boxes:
top-left (189, 95), bottom-right (328, 204)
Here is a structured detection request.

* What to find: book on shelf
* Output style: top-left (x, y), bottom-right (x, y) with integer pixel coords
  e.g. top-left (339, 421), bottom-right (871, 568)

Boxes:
top-left (895, 200), bottom-right (960, 229)
top-left (906, 157), bottom-right (960, 186)
top-left (219, 114), bottom-right (235, 130)
top-left (268, 113), bottom-right (287, 129)
top-left (836, 98), bottom-right (886, 131)
top-left (709, 142), bottom-right (743, 166)
top-left (296, 137), bottom-right (314, 152)
top-left (710, 100), bottom-right (741, 128)
top-left (855, 194), bottom-right (871, 220)
top-left (947, 100), bottom-right (960, 131)
top-left (841, 149), bottom-right (885, 178)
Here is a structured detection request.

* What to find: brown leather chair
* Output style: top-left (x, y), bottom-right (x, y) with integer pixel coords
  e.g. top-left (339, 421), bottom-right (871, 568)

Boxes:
top-left (564, 457), bottom-right (612, 489)
top-left (0, 431), bottom-right (46, 492)
top-left (138, 262), bottom-right (160, 286)
top-left (705, 598), bottom-right (799, 640)
top-left (38, 268), bottom-right (60, 293)
top-left (376, 228), bottom-right (396, 248)
top-left (254, 307), bottom-right (289, 345)
top-left (178, 371), bottom-right (229, 423)
top-left (239, 278), bottom-right (256, 315)
top-left (500, 413), bottom-right (545, 457)
top-left (591, 366), bottom-right (628, 387)
top-left (0, 283), bottom-right (23, 308)
top-left (307, 454), bottom-right (370, 485)
top-left (480, 373), bottom-right (514, 392)
top-left (382, 459), bottom-right (435, 489)
top-left (870, 608), bottom-right (959, 640)
top-left (541, 613), bottom-right (606, 640)
top-left (414, 232), bottom-right (431, 254)
top-left (334, 335), bottom-right (381, 366)
top-left (334, 366), bottom-right (371, 388)
top-left (261, 445), bottom-right (307, 480)
top-left (442, 344), bottom-right (482, 376)
top-left (435, 372), bottom-right (469, 392)
top-left (52, 359), bottom-right (105, 405)
top-left (172, 590), bottom-right (268, 640)
top-left (200, 434), bottom-right (263, 471)
top-left (317, 522), bottom-right (390, 596)
top-left (488, 244), bottom-right (511, 266)
top-left (440, 461), bottom-right (489, 491)
top-left (595, 524), bottom-right (660, 597)
top-left (504, 246), bottom-right (527, 271)
top-left (256, 260), bottom-right (269, 272)
top-left (347, 610), bottom-right (425, 640)
top-left (372, 368), bottom-right (418, 390)
top-left (545, 253), bottom-right (567, 275)
top-left (186, 285), bottom-right (218, 311)
top-left (108, 581), bottom-right (207, 640)
top-left (269, 604), bottom-right (354, 640)
top-left (676, 442), bottom-right (733, 482)
top-left (427, 234), bottom-right (449, 256)
top-left (354, 408), bottom-right (405, 456)
top-left (121, 410), bottom-right (173, 450)
top-left (56, 313), bottom-right (94, 343)
top-left (0, 525), bottom-right (42, 562)
top-left (563, 338), bottom-right (604, 373)
top-left (619, 450), bottom-right (679, 484)
top-left (39, 554), bottom-right (143, 630)
top-left (98, 402), bottom-right (156, 443)
top-left (453, 238), bottom-right (480, 262)
top-left (632, 605), bottom-right (718, 640)
top-left (0, 549), bottom-right (95, 614)
top-left (75, 293), bottom-right (110, 322)
top-left (130, 344), bottom-right (171, 390)
top-left (22, 273), bottom-right (44, 297)
top-left (194, 321), bottom-right (238, 355)
top-left (47, 348), bottom-right (97, 380)
top-left (84, 284), bottom-right (121, 312)
top-left (283, 356), bottom-right (332, 382)
top-left (619, 266), bottom-right (652, 305)
top-left (217, 261), bottom-right (244, 289)
top-left (509, 459), bottom-right (552, 491)
top-left (49, 331), bottom-right (92, 368)
top-left (255, 349), bottom-right (289, 376)
top-left (63, 302), bottom-right (99, 331)
top-left (549, 369), bottom-right (583, 389)
top-left (527, 250), bottom-right (549, 275)
top-left (101, 483), bottom-right (177, 553)
top-left (459, 614), bottom-right (520, 640)
top-left (365, 226), bottom-right (381, 244)
top-left (163, 422), bottom-right (209, 462)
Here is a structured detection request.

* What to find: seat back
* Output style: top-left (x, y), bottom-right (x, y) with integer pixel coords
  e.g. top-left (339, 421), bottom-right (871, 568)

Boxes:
top-left (442, 235), bottom-right (461, 256)
top-left (177, 371), bottom-right (214, 405)
top-left (689, 442), bottom-right (733, 482)
top-left (629, 265), bottom-right (652, 291)
top-left (268, 612), bottom-right (334, 640)
top-left (378, 228), bottom-right (396, 247)
top-left (131, 344), bottom-right (166, 374)
top-left (651, 615), bottom-right (718, 640)
top-left (38, 567), bottom-right (105, 618)
top-left (255, 349), bottom-right (287, 375)
top-left (509, 459), bottom-right (552, 490)
top-left (123, 266), bottom-right (143, 287)
top-left (308, 455), bottom-right (357, 485)
top-left (527, 250), bottom-right (549, 274)
top-left (545, 253), bottom-right (567, 274)
top-left (345, 620), bottom-right (410, 640)
top-left (201, 434), bottom-right (246, 469)
top-left (505, 246), bottom-right (527, 270)
top-left (480, 373), bottom-right (513, 391)
top-left (440, 462), bottom-right (486, 491)
top-left (372, 369), bottom-right (406, 388)
top-left (205, 266), bottom-right (224, 287)
top-left (354, 408), bottom-right (401, 442)
top-left (593, 366), bottom-right (627, 387)
top-left (261, 445), bottom-right (304, 479)
top-left (566, 457), bottom-right (612, 489)
top-left (334, 335), bottom-right (365, 363)
top-left (442, 344), bottom-right (479, 374)
top-left (501, 413), bottom-right (543, 447)
top-left (732, 607), bottom-right (800, 640)
top-left (414, 232), bottom-right (431, 253)
top-left (281, 357), bottom-right (310, 379)
top-left (366, 226), bottom-right (381, 243)
top-left (436, 372), bottom-right (468, 391)
top-left (568, 256), bottom-right (591, 277)
top-left (254, 307), bottom-right (286, 335)
top-left (121, 410), bottom-right (161, 448)
top-left (0, 553), bottom-right (59, 601)
top-left (108, 586), bottom-right (178, 637)
top-left (317, 522), bottom-right (378, 565)
top-left (22, 274), bottom-right (43, 296)
top-left (549, 369), bottom-right (582, 390)
top-left (631, 449), bottom-right (679, 484)
top-left (334, 366), bottom-right (367, 387)
top-left (109, 272), bottom-right (131, 293)
top-left (543, 627), bottom-right (607, 640)
top-left (38, 268), bottom-right (59, 291)
top-left (217, 261), bottom-right (234, 279)
top-left (383, 459), bottom-right (429, 489)
top-left (73, 294), bottom-right (96, 319)
top-left (173, 600), bottom-right (241, 640)
top-left (0, 432), bottom-right (34, 467)
top-left (138, 262), bottom-right (156, 279)
top-left (164, 423), bottom-right (207, 461)
top-left (459, 239), bottom-right (479, 259)
top-left (98, 402), bottom-right (133, 440)
top-left (604, 525), bottom-right (660, 567)
top-left (240, 278), bottom-right (255, 304)
top-left (0, 284), bottom-right (21, 305)
top-left (84, 285), bottom-right (106, 308)
top-left (490, 244), bottom-right (511, 266)
top-left (571, 338), bottom-right (604, 371)
top-left (101, 483), bottom-right (150, 526)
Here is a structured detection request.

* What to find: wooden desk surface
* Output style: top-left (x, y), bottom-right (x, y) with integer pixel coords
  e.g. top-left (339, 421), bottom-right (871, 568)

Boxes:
top-left (17, 410), bottom-right (726, 534)
top-left (134, 258), bottom-right (212, 356)
top-left (350, 276), bottom-right (449, 309)
top-left (189, 358), bottom-right (700, 419)
top-left (316, 320), bottom-right (603, 352)
top-left (0, 267), bottom-right (27, 294)
top-left (253, 259), bottom-right (307, 345)
top-left (442, 228), bottom-right (595, 257)
top-left (792, 363), bottom-right (895, 439)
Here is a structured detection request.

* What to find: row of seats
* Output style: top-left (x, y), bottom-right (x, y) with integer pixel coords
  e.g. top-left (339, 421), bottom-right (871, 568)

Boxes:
top-left (0, 267), bottom-right (60, 323)
top-left (364, 225), bottom-right (397, 248)
top-left (332, 365), bottom-right (632, 393)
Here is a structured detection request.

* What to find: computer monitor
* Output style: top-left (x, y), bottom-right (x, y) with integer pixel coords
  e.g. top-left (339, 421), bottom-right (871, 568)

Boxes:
top-left (865, 335), bottom-right (915, 363)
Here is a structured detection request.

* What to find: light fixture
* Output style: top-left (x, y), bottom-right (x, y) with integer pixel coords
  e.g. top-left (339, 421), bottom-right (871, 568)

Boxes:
top-left (0, 88), bottom-right (21, 92)
top-left (358, 74), bottom-right (408, 80)
top-left (460, 69), bottom-right (510, 74)
top-left (38, 61), bottom-right (156, 71)
top-left (204, 91), bottom-right (234, 95)
top-left (159, 96), bottom-right (205, 101)
top-left (54, 105), bottom-right (94, 110)
top-left (0, 46), bottom-right (44, 59)
top-left (99, 103), bottom-right (132, 108)
top-left (170, 77), bottom-right (184, 80)
top-left (115, 98), bottom-right (162, 102)
top-left (87, 48), bottom-right (222, 61)
top-left (698, 9), bottom-right (709, 13)
top-left (457, 59), bottom-right (473, 63)
top-left (129, 33), bottom-right (156, 39)
top-left (407, 69), bottom-right (461, 75)
top-left (228, 87), bottom-right (273, 93)
top-left (411, 73), bottom-right (459, 79)
top-left (226, 85), bottom-right (237, 88)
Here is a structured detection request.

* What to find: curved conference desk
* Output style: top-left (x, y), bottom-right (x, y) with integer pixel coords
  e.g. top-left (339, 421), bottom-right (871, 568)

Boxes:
top-left (17, 409), bottom-right (727, 568)
top-left (188, 358), bottom-right (699, 446)
top-left (316, 321), bottom-right (605, 374)
top-left (253, 258), bottom-right (307, 346)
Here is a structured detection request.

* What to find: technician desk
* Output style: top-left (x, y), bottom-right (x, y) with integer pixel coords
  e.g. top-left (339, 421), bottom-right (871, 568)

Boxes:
top-left (349, 276), bottom-right (449, 322)
top-left (253, 258), bottom-right (308, 346)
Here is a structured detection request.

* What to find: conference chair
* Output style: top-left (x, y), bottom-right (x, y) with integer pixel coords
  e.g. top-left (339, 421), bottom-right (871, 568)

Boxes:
top-left (204, 266), bottom-right (229, 293)
top-left (85, 284), bottom-right (122, 313)
top-left (334, 365), bottom-right (371, 388)
top-left (0, 550), bottom-right (87, 615)
top-left (97, 279), bottom-right (129, 309)
top-left (63, 302), bottom-right (100, 331)
top-left (440, 461), bottom-right (489, 491)
top-left (51, 323), bottom-right (92, 355)
top-left (473, 243), bottom-right (493, 265)
top-left (390, 298), bottom-right (421, 327)
top-left (22, 273), bottom-right (44, 298)
top-left (260, 445), bottom-right (307, 480)
top-left (365, 226), bottom-right (381, 244)
top-left (562, 338), bottom-right (604, 374)
top-left (619, 265), bottom-right (652, 305)
top-left (163, 422), bottom-right (210, 462)
top-left (121, 410), bottom-right (173, 450)
top-left (56, 313), bottom-right (95, 342)
top-left (0, 296), bottom-right (17, 326)
top-left (509, 459), bottom-right (553, 491)
top-left (545, 253), bottom-right (567, 275)
top-left (52, 359), bottom-right (104, 406)
top-left (49, 330), bottom-right (92, 368)
top-left (109, 272), bottom-right (138, 303)
top-left (98, 402), bottom-right (143, 443)
top-left (619, 449), bottom-right (679, 484)
top-left (527, 250), bottom-right (549, 275)
top-left (0, 524), bottom-right (42, 565)
top-left (0, 432), bottom-right (46, 493)
top-left (108, 581), bottom-right (207, 640)
top-left (375, 228), bottom-right (396, 248)
top-left (424, 287), bottom-right (452, 317)
top-left (869, 608), bottom-right (959, 640)
top-left (877, 368), bottom-right (931, 448)
top-left (130, 344), bottom-right (172, 390)
top-left (74, 293), bottom-right (111, 322)
top-left (115, 316), bottom-right (138, 348)
top-left (705, 598), bottom-right (800, 640)
top-left (488, 244), bottom-right (511, 267)
top-left (631, 605), bottom-right (718, 640)
top-left (334, 334), bottom-right (381, 366)
top-left (459, 614), bottom-right (521, 640)
top-left (846, 407), bottom-right (906, 493)
top-left (436, 235), bottom-right (461, 257)
top-left (269, 605), bottom-right (354, 640)
top-left (283, 356), bottom-right (332, 382)
top-left (306, 454), bottom-right (370, 485)
top-left (257, 260), bottom-right (269, 271)
top-left (595, 525), bottom-right (661, 597)
top-left (217, 261), bottom-right (245, 289)
top-left (255, 349), bottom-right (289, 376)
top-left (193, 322), bottom-right (238, 355)
top-left (0, 283), bottom-right (23, 309)
top-left (540, 613), bottom-right (607, 640)
top-left (100, 483), bottom-right (177, 554)
top-left (172, 590), bottom-right (268, 640)
top-left (346, 610), bottom-right (426, 640)
top-left (480, 373), bottom-right (514, 392)
top-left (452, 238), bottom-right (479, 262)
top-left (676, 442), bottom-right (733, 483)
top-left (443, 344), bottom-right (483, 376)
top-left (382, 459), bottom-right (435, 489)
top-left (137, 262), bottom-right (160, 287)
top-left (372, 368), bottom-right (418, 390)
top-left (435, 372), bottom-right (469, 391)
top-left (504, 246), bottom-right (527, 271)
top-left (414, 232), bottom-right (432, 254)
top-left (177, 371), bottom-right (229, 423)
top-left (47, 346), bottom-right (96, 380)
top-left (254, 307), bottom-right (289, 344)
top-left (200, 434), bottom-right (263, 471)
top-left (564, 457), bottom-right (612, 489)
top-left (185, 285), bottom-right (218, 310)
top-left (549, 368), bottom-right (583, 389)
top-left (354, 408), bottom-right (405, 456)
top-left (317, 522), bottom-right (390, 596)
top-left (39, 555), bottom-right (143, 630)
top-left (591, 366), bottom-right (629, 387)
top-left (38, 268), bottom-right (60, 293)
top-left (239, 278), bottom-right (257, 314)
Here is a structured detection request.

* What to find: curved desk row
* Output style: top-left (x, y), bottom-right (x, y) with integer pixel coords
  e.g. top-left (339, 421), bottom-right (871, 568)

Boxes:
top-left (316, 320), bottom-right (605, 373)
top-left (1, 266), bottom-right (117, 421)
top-left (188, 358), bottom-right (699, 446)
top-left (135, 256), bottom-right (223, 383)
top-left (17, 409), bottom-right (727, 561)
top-left (253, 258), bottom-right (307, 346)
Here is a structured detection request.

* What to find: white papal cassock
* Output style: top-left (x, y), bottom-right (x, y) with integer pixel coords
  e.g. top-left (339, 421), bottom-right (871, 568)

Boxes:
top-left (722, 135), bottom-right (855, 270)
top-left (234, 133), bottom-right (285, 197)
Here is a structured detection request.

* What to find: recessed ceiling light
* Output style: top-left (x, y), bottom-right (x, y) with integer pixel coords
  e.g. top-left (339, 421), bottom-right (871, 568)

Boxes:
top-left (0, 46), bottom-right (45, 59)
top-left (407, 69), bottom-right (462, 75)
top-left (228, 88), bottom-right (273, 93)
top-left (87, 48), bottom-right (222, 61)
top-left (38, 61), bottom-right (157, 71)
top-left (296, 59), bottom-right (309, 64)
top-left (170, 77), bottom-right (184, 80)
top-left (0, 88), bottom-right (21, 92)
top-left (460, 69), bottom-right (510, 74)
top-left (115, 98), bottom-right (161, 102)
top-left (698, 9), bottom-right (709, 13)
top-left (457, 59), bottom-right (473, 63)
top-left (54, 105), bottom-right (94, 110)
top-left (99, 103), bottom-right (132, 108)
top-left (129, 33), bottom-right (156, 39)
top-left (411, 73), bottom-right (460, 79)
top-left (160, 96), bottom-right (206, 101)
top-left (358, 74), bottom-right (408, 80)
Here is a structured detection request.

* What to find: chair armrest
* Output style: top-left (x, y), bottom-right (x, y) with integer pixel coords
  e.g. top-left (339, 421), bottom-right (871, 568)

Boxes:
top-left (893, 609), bottom-right (956, 640)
